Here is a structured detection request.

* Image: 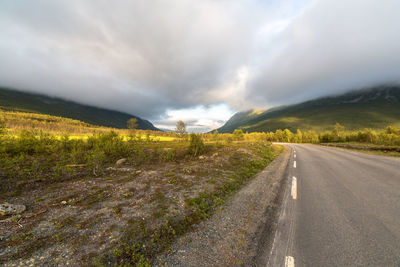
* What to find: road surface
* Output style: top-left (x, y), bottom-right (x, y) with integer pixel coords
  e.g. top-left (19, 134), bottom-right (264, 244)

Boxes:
top-left (260, 144), bottom-right (400, 267)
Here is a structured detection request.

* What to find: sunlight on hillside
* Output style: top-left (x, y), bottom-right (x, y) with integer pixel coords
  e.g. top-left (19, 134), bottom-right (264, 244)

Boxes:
top-left (250, 109), bottom-right (264, 116)
top-left (0, 110), bottom-right (177, 141)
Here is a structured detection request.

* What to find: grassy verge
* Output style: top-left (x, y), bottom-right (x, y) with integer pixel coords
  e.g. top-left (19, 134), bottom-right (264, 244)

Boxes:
top-left (104, 143), bottom-right (281, 266)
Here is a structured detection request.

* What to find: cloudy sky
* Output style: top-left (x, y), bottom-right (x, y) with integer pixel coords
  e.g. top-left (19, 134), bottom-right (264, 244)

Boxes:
top-left (1, 0), bottom-right (399, 132)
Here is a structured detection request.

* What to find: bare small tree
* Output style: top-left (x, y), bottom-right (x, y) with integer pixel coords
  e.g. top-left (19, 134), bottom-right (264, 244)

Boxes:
top-left (127, 118), bottom-right (138, 140)
top-left (127, 118), bottom-right (138, 130)
top-left (332, 122), bottom-right (344, 139)
top-left (175, 120), bottom-right (186, 137)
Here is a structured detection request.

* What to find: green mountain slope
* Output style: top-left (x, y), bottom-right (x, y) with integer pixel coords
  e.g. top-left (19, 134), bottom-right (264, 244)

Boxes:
top-left (218, 86), bottom-right (400, 133)
top-left (0, 87), bottom-right (159, 130)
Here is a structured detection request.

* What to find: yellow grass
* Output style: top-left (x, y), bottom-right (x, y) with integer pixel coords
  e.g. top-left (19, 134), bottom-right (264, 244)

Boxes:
top-left (1, 110), bottom-right (177, 141)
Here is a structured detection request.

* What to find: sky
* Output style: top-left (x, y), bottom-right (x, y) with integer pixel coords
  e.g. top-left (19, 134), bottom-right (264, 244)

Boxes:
top-left (1, 0), bottom-right (400, 132)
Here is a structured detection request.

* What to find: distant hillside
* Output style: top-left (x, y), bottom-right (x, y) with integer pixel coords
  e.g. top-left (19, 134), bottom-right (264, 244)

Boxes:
top-left (0, 87), bottom-right (159, 130)
top-left (218, 86), bottom-right (400, 133)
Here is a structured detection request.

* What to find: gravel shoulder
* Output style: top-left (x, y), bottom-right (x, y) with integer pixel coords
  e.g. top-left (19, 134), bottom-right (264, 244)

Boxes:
top-left (156, 146), bottom-right (291, 266)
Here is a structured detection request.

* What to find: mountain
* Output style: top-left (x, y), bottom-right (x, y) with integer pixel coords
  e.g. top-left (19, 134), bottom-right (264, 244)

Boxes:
top-left (0, 87), bottom-right (159, 130)
top-left (218, 85), bottom-right (400, 133)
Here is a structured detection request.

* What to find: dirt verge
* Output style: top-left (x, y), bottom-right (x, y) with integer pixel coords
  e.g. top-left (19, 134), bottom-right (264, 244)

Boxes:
top-left (155, 146), bottom-right (291, 266)
top-left (1, 142), bottom-right (280, 266)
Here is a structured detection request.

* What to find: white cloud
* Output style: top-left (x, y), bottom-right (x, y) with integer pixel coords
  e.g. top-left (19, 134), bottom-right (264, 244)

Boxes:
top-left (249, 0), bottom-right (400, 106)
top-left (155, 103), bottom-right (235, 133)
top-left (0, 0), bottom-right (269, 120)
top-left (0, 0), bottom-right (399, 132)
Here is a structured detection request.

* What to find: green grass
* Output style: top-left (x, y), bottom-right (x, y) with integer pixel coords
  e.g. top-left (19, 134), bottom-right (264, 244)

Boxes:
top-left (0, 131), bottom-right (182, 199)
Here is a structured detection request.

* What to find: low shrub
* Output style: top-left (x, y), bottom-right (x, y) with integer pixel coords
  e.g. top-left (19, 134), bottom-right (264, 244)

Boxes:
top-left (188, 134), bottom-right (205, 156)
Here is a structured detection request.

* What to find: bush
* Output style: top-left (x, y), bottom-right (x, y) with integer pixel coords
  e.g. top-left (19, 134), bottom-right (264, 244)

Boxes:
top-left (356, 129), bottom-right (376, 143)
top-left (233, 129), bottom-right (244, 141)
top-left (87, 131), bottom-right (129, 159)
top-left (188, 134), bottom-right (205, 156)
top-left (385, 126), bottom-right (399, 135)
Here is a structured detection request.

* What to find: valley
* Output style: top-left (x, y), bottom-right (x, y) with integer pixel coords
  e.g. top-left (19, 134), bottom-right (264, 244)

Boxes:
top-left (2, 2), bottom-right (400, 265)
top-left (1, 86), bottom-right (400, 266)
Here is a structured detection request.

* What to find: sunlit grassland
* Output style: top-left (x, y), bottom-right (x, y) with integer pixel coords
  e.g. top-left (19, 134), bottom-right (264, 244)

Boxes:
top-left (53, 134), bottom-right (176, 142)
top-left (0, 121), bottom-right (280, 266)
top-left (0, 109), bottom-right (280, 266)
top-left (1, 110), bottom-right (177, 141)
top-left (0, 110), bottom-right (273, 196)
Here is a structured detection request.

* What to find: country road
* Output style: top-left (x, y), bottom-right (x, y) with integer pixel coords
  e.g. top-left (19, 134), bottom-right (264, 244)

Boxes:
top-left (263, 144), bottom-right (400, 267)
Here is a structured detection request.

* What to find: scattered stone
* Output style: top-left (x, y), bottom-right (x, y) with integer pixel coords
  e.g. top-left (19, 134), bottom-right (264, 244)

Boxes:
top-left (198, 156), bottom-right (206, 160)
top-left (0, 233), bottom-right (11, 241)
top-left (106, 167), bottom-right (132, 172)
top-left (61, 201), bottom-right (67, 205)
top-left (119, 168), bottom-right (132, 172)
top-left (115, 158), bottom-right (127, 165)
top-left (237, 148), bottom-right (252, 154)
top-left (211, 153), bottom-right (219, 158)
top-left (0, 203), bottom-right (26, 216)
top-left (183, 168), bottom-right (194, 174)
top-left (64, 164), bottom-right (86, 167)
top-left (136, 170), bottom-right (142, 174)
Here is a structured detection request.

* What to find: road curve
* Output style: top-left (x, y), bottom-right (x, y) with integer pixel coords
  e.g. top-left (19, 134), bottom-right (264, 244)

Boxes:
top-left (263, 144), bottom-right (400, 267)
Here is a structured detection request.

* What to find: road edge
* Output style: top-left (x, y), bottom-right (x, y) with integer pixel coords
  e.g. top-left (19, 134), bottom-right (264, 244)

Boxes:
top-left (248, 144), bottom-right (292, 266)
top-left (155, 145), bottom-right (292, 266)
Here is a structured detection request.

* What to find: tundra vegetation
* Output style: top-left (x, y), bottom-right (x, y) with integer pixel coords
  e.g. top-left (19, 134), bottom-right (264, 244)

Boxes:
top-left (0, 111), bottom-right (281, 266)
top-left (1, 111), bottom-right (399, 266)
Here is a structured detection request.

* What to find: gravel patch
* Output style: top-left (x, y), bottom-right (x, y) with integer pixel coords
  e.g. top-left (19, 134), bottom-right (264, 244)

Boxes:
top-left (155, 146), bottom-right (290, 266)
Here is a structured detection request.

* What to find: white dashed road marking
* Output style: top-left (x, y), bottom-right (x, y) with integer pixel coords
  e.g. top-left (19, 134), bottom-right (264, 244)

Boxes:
top-left (291, 177), bottom-right (297, 200)
top-left (293, 161), bottom-right (296, 168)
top-left (285, 256), bottom-right (295, 267)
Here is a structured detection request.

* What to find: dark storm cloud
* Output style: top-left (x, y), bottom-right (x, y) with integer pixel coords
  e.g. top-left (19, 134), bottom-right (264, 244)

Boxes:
top-left (0, 0), bottom-right (272, 119)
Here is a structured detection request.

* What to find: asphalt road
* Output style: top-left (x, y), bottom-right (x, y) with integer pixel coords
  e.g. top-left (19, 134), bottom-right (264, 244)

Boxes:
top-left (264, 144), bottom-right (400, 267)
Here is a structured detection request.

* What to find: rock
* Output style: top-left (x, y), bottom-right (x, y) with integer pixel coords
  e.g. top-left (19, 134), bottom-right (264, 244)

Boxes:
top-left (237, 148), bottom-right (251, 154)
top-left (211, 152), bottom-right (219, 158)
top-left (0, 202), bottom-right (26, 216)
top-left (107, 166), bottom-right (132, 172)
top-left (61, 201), bottom-right (67, 205)
top-left (0, 233), bottom-right (11, 241)
top-left (198, 156), bottom-right (206, 160)
top-left (118, 168), bottom-right (132, 172)
top-left (115, 158), bottom-right (127, 165)
top-left (183, 168), bottom-right (193, 174)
